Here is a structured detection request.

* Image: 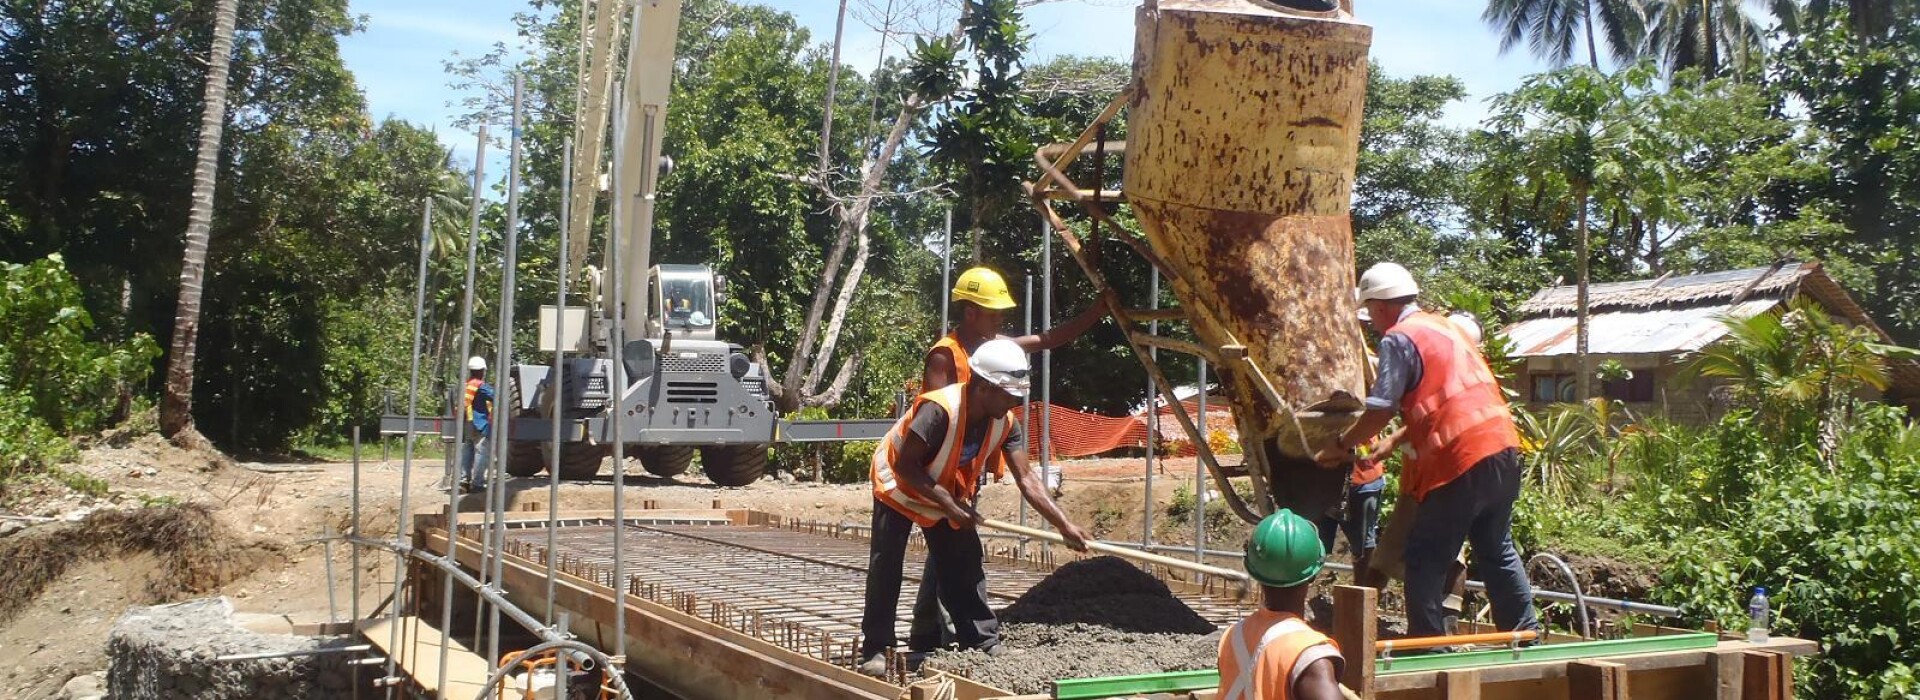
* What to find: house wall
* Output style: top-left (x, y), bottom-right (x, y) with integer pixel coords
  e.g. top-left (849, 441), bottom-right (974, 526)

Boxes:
top-left (1506, 354), bottom-right (1725, 426)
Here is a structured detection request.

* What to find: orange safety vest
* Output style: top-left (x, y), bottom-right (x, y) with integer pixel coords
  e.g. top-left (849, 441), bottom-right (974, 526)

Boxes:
top-left (927, 333), bottom-right (1009, 479)
top-left (1216, 611), bottom-right (1342, 700)
top-left (1388, 312), bottom-right (1520, 501)
top-left (870, 383), bottom-right (1015, 527)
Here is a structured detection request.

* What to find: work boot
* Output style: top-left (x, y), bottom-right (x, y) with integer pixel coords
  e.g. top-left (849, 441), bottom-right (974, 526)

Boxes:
top-left (980, 643), bottom-right (1006, 657)
top-left (856, 652), bottom-right (888, 678)
top-left (904, 650), bottom-right (933, 673)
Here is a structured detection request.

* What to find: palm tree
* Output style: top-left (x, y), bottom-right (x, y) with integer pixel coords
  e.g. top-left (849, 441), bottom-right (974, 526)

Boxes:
top-left (1642, 0), bottom-right (1768, 78)
top-left (1483, 0), bottom-right (1647, 69)
top-left (159, 0), bottom-right (240, 448)
top-left (1683, 298), bottom-right (1914, 466)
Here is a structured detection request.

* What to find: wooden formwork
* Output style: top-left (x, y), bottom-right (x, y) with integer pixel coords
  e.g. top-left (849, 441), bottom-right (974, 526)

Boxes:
top-left (404, 508), bottom-right (1813, 700)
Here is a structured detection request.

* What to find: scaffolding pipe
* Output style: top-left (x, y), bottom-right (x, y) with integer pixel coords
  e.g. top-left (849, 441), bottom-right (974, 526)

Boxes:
top-left (1019, 273), bottom-right (1032, 557)
top-left (215, 645), bottom-right (372, 663)
top-left (1040, 200), bottom-right (1054, 503)
top-left (487, 72), bottom-right (528, 672)
top-left (444, 125), bottom-right (487, 696)
top-left (608, 60), bottom-right (634, 668)
top-left (1193, 359), bottom-right (1207, 562)
top-left (350, 426), bottom-right (362, 624)
top-left (1143, 271), bottom-right (1158, 548)
top-left (382, 197), bottom-right (433, 700)
top-left (548, 137), bottom-right (573, 625)
top-left (940, 209), bottom-right (953, 337)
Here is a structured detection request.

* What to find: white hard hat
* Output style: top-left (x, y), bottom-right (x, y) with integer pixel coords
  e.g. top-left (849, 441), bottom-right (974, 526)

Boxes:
top-left (1448, 312), bottom-right (1483, 345)
top-left (1358, 262), bottom-right (1420, 302)
top-left (467, 356), bottom-right (488, 371)
top-left (967, 338), bottom-right (1031, 399)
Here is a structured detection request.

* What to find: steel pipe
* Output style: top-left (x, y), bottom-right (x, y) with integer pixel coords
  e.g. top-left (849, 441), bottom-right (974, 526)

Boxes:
top-left (214, 645), bottom-right (372, 663)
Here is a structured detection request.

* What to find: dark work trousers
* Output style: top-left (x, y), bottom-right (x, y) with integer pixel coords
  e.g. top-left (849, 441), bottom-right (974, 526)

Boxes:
top-left (907, 558), bottom-right (952, 652)
top-left (1404, 448), bottom-right (1540, 637)
top-left (860, 499), bottom-right (999, 658)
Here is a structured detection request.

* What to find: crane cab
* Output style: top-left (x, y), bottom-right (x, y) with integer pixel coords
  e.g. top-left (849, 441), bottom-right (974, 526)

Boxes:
top-left (646, 264), bottom-right (721, 342)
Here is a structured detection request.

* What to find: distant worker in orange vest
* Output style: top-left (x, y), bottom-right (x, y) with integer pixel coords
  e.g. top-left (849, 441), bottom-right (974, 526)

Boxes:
top-left (1318, 263), bottom-right (1539, 639)
top-left (459, 356), bottom-right (496, 494)
top-left (858, 339), bottom-right (1092, 678)
top-left (1217, 510), bottom-right (1346, 700)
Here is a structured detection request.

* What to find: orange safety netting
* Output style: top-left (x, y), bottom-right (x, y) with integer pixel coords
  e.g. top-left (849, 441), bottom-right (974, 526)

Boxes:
top-left (1011, 401), bottom-right (1236, 459)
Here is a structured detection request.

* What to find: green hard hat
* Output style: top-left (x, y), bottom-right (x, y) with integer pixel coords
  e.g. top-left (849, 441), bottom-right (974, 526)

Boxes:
top-left (1244, 509), bottom-right (1325, 588)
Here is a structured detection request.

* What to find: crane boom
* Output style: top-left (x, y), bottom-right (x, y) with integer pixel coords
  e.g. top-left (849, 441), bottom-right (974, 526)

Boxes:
top-left (565, 0), bottom-right (626, 283)
top-left (606, 0), bottom-right (682, 340)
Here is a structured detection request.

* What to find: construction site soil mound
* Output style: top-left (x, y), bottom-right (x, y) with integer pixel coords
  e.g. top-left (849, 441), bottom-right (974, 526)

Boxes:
top-left (997, 556), bottom-right (1215, 634)
top-left (0, 503), bottom-right (276, 623)
top-left (925, 623), bottom-right (1221, 695)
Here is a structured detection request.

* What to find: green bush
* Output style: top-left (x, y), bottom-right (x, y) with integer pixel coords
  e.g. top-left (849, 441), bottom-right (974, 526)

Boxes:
top-left (1655, 404), bottom-right (1920, 698)
top-left (0, 255), bottom-right (159, 435)
top-left (0, 255), bottom-right (157, 480)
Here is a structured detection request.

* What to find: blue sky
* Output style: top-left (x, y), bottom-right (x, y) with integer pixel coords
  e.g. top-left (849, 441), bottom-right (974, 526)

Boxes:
top-left (339, 0), bottom-right (1555, 169)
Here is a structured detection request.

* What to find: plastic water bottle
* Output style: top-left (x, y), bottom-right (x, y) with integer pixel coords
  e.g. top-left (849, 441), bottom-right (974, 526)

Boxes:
top-left (1747, 587), bottom-right (1770, 644)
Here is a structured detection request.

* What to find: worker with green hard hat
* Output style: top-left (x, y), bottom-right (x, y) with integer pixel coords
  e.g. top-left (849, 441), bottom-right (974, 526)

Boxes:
top-left (1216, 510), bottom-right (1347, 700)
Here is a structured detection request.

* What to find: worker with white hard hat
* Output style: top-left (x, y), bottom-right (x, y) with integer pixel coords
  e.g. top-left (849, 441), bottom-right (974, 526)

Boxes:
top-left (1318, 263), bottom-right (1538, 640)
top-left (909, 266), bottom-right (1107, 658)
top-left (858, 339), bottom-right (1092, 678)
top-left (458, 356), bottom-right (495, 494)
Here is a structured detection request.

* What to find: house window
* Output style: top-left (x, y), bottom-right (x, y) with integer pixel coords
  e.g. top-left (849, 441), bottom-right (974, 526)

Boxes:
top-left (1603, 371), bottom-right (1655, 402)
top-left (1531, 373), bottom-right (1577, 403)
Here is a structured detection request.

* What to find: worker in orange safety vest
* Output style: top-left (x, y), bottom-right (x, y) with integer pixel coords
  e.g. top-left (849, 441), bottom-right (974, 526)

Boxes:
top-left (1317, 262), bottom-right (1538, 640)
top-left (857, 339), bottom-right (1092, 678)
top-left (1217, 509), bottom-right (1346, 700)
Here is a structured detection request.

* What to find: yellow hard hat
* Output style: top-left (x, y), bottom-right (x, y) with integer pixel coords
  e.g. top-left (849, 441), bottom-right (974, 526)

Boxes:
top-left (952, 267), bottom-right (1017, 310)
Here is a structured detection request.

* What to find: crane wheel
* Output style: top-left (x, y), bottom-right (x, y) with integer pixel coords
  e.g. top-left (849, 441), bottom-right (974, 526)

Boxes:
top-left (698, 445), bottom-right (768, 487)
top-left (637, 445), bottom-right (695, 478)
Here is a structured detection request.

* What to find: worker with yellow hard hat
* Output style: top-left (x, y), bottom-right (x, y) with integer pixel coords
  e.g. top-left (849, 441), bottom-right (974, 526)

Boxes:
top-left (896, 266), bottom-right (1106, 666)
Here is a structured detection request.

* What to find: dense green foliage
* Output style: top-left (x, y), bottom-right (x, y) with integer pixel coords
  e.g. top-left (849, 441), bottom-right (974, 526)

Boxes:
top-left (0, 255), bottom-right (158, 475)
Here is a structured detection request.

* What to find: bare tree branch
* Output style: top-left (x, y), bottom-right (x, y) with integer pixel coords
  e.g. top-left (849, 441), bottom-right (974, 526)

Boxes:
top-left (804, 354), bottom-right (865, 408)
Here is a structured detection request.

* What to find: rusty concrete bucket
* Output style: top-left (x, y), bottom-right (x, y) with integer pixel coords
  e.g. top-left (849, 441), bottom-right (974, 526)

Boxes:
top-left (1036, 0), bottom-right (1374, 523)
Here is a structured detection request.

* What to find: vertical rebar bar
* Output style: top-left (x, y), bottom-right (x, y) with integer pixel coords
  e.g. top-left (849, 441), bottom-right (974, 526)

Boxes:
top-left (547, 138), bottom-right (573, 625)
top-left (324, 528), bottom-right (338, 623)
top-left (382, 197), bottom-right (433, 700)
top-left (486, 72), bottom-right (527, 672)
top-left (1143, 272), bottom-right (1157, 547)
top-left (1194, 359), bottom-right (1207, 563)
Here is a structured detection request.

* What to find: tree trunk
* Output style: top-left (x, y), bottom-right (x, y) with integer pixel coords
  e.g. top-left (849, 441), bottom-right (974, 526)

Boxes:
top-left (159, 0), bottom-right (240, 446)
top-left (1575, 182), bottom-right (1593, 402)
top-left (1585, 0), bottom-right (1601, 69)
top-left (1702, 0), bottom-right (1718, 77)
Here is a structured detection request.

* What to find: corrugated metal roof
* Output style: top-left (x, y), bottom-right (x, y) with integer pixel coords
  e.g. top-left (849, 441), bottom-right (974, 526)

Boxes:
top-left (1501, 299), bottom-right (1782, 357)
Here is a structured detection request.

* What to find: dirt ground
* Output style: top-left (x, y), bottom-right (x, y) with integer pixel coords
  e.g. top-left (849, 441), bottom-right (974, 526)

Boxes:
top-left (0, 434), bottom-right (1221, 700)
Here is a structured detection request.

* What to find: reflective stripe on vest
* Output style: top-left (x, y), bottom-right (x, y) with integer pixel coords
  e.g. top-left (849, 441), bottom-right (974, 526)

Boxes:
top-left (870, 384), bottom-right (1012, 527)
top-left (1389, 312), bottom-right (1520, 501)
top-left (463, 378), bottom-right (482, 424)
top-left (1217, 614), bottom-right (1336, 700)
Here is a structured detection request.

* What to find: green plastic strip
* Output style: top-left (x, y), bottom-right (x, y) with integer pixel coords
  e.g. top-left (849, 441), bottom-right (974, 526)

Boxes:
top-left (1047, 633), bottom-right (1721, 699)
top-left (1373, 632), bottom-right (1720, 675)
top-left (1050, 669), bottom-right (1220, 700)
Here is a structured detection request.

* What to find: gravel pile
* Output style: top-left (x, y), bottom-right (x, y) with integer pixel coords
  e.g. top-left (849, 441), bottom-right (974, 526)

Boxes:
top-left (924, 623), bottom-right (1221, 695)
top-left (998, 556), bottom-right (1215, 634)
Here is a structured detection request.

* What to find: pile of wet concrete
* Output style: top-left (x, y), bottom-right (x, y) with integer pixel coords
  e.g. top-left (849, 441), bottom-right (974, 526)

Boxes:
top-left (924, 556), bottom-right (1223, 694)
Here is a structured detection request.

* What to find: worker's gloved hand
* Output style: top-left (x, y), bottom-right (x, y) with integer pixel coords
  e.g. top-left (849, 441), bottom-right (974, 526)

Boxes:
top-left (1313, 445), bottom-right (1356, 468)
top-left (1058, 523), bottom-right (1092, 553)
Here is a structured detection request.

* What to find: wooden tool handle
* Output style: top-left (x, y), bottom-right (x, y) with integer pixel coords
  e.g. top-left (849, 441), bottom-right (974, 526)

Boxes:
top-left (979, 518), bottom-right (1250, 581)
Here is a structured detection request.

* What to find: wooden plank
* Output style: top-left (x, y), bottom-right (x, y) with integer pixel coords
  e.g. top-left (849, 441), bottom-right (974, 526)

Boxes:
top-left (1741, 651), bottom-right (1789, 700)
top-left (1334, 585), bottom-right (1379, 698)
top-left (1707, 650), bottom-right (1745, 700)
top-left (1567, 661), bottom-right (1627, 700)
top-left (358, 615), bottom-right (493, 698)
top-left (1437, 669), bottom-right (1481, 700)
